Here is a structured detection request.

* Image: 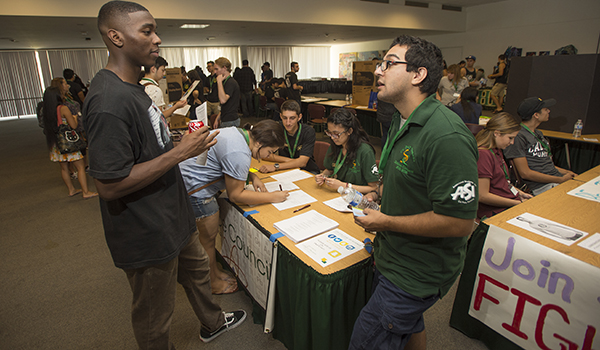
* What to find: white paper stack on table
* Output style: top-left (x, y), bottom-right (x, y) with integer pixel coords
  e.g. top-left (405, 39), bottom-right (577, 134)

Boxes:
top-left (273, 210), bottom-right (339, 243)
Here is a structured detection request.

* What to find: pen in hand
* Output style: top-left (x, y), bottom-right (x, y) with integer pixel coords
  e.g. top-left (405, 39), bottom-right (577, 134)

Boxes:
top-left (279, 184), bottom-right (283, 191)
top-left (293, 204), bottom-right (311, 213)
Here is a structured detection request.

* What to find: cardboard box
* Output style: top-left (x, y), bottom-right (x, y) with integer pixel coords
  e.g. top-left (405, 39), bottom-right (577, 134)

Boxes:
top-left (352, 61), bottom-right (378, 106)
top-left (169, 114), bottom-right (190, 130)
top-left (165, 68), bottom-right (183, 103)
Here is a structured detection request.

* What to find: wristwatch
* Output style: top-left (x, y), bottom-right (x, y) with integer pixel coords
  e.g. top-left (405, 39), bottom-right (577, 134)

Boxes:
top-left (274, 163), bottom-right (280, 171)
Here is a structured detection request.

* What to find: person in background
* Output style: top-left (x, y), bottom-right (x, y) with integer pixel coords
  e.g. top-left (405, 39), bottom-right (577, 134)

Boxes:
top-left (83, 1), bottom-right (245, 346)
top-left (235, 59), bottom-right (257, 118)
top-left (180, 66), bottom-right (191, 92)
top-left (285, 61), bottom-right (303, 105)
top-left (488, 54), bottom-right (509, 113)
top-left (259, 100), bottom-right (320, 174)
top-left (205, 62), bottom-right (220, 119)
top-left (265, 78), bottom-right (287, 120)
top-left (351, 35), bottom-right (478, 350)
top-left (442, 60), bottom-right (448, 76)
top-left (376, 99), bottom-right (396, 148)
top-left (140, 56), bottom-right (187, 119)
top-left (503, 97), bottom-right (576, 195)
top-left (475, 112), bottom-right (532, 220)
top-left (214, 57), bottom-right (241, 128)
top-left (43, 79), bottom-right (97, 199)
top-left (450, 87), bottom-right (482, 124)
top-left (179, 120), bottom-right (289, 294)
top-left (63, 68), bottom-right (86, 107)
top-left (315, 108), bottom-right (378, 194)
top-left (259, 62), bottom-right (273, 90)
top-left (461, 55), bottom-right (479, 87)
top-left (436, 63), bottom-right (468, 106)
top-left (186, 70), bottom-right (205, 120)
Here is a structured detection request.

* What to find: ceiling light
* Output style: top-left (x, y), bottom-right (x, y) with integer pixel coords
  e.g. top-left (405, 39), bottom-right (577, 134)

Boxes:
top-left (180, 24), bottom-right (210, 29)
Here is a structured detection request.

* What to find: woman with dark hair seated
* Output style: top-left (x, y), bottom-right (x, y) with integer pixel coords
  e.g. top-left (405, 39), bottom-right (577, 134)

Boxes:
top-left (451, 86), bottom-right (482, 124)
top-left (179, 120), bottom-right (289, 294)
top-left (475, 112), bottom-right (531, 220)
top-left (315, 108), bottom-right (378, 194)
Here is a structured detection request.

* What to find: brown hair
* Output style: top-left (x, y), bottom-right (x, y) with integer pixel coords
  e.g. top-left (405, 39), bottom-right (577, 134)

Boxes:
top-left (475, 112), bottom-right (521, 149)
top-left (50, 77), bottom-right (66, 90)
top-left (280, 100), bottom-right (300, 115)
top-left (243, 120), bottom-right (285, 149)
top-left (447, 64), bottom-right (461, 84)
top-left (215, 57), bottom-right (232, 72)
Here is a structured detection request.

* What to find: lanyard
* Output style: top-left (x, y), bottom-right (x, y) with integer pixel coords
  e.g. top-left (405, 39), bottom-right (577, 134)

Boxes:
top-left (284, 123), bottom-right (302, 158)
top-left (332, 150), bottom-right (347, 177)
top-left (520, 123), bottom-right (552, 156)
top-left (238, 128), bottom-right (251, 185)
top-left (378, 98), bottom-right (427, 175)
top-left (489, 149), bottom-right (509, 182)
top-left (141, 77), bottom-right (158, 86)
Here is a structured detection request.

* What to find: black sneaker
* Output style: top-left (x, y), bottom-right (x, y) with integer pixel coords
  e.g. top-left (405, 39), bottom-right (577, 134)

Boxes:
top-left (199, 310), bottom-right (247, 343)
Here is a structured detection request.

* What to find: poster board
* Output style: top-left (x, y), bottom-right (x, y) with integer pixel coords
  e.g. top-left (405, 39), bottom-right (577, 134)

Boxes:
top-left (352, 61), bottom-right (378, 106)
top-left (165, 68), bottom-right (183, 103)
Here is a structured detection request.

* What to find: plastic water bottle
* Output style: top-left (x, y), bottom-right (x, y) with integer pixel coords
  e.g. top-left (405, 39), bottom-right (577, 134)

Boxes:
top-left (573, 119), bottom-right (583, 138)
top-left (345, 94), bottom-right (350, 103)
top-left (338, 186), bottom-right (379, 211)
top-left (349, 95), bottom-right (353, 105)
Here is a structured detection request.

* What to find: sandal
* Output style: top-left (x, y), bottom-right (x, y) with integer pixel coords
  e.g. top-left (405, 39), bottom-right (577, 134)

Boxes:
top-left (213, 281), bottom-right (239, 295)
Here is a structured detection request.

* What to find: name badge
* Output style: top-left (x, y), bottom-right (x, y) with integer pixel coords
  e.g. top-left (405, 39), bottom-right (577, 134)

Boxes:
top-left (509, 184), bottom-right (519, 196)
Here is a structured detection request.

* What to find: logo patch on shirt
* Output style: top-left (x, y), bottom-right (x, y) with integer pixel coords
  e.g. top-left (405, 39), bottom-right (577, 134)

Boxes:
top-left (528, 141), bottom-right (548, 158)
top-left (371, 164), bottom-right (378, 175)
top-left (450, 180), bottom-right (477, 204)
top-left (394, 146), bottom-right (414, 174)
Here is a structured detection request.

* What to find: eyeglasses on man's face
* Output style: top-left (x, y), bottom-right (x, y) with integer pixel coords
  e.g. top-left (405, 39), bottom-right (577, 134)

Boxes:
top-left (325, 129), bottom-right (348, 139)
top-left (376, 60), bottom-right (409, 72)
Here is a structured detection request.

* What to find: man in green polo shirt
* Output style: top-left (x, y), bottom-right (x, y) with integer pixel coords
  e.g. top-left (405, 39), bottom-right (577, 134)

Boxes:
top-left (350, 35), bottom-right (479, 350)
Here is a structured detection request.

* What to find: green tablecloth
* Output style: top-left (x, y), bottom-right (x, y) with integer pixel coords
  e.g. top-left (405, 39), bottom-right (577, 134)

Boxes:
top-left (272, 244), bottom-right (374, 350)
top-left (449, 222), bottom-right (523, 350)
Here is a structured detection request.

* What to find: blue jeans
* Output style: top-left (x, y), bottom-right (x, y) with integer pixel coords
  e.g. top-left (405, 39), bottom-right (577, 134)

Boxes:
top-left (349, 269), bottom-right (440, 350)
top-left (189, 196), bottom-right (219, 219)
top-left (220, 118), bottom-right (240, 128)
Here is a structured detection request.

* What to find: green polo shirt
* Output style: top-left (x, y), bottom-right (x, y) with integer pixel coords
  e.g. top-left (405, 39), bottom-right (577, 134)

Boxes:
top-left (324, 142), bottom-right (379, 186)
top-left (375, 94), bottom-right (478, 298)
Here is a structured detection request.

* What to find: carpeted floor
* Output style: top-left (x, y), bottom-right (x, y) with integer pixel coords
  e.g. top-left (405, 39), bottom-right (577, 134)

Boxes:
top-left (0, 116), bottom-right (487, 350)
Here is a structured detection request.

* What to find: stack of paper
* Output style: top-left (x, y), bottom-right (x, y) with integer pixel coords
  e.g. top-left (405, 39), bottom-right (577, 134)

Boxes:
top-left (273, 210), bottom-right (339, 243)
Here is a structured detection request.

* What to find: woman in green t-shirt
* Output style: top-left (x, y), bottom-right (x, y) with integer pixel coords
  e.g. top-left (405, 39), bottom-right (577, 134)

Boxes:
top-left (315, 108), bottom-right (378, 194)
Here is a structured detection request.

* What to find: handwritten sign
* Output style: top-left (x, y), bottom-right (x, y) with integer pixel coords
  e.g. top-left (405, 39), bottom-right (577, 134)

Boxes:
top-left (469, 225), bottom-right (600, 350)
top-left (568, 175), bottom-right (600, 202)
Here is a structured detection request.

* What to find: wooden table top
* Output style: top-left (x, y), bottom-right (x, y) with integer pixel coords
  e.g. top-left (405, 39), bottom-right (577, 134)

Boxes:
top-left (483, 178), bottom-right (600, 268)
top-left (539, 129), bottom-right (600, 144)
top-left (315, 100), bottom-right (377, 112)
top-left (234, 159), bottom-right (374, 275)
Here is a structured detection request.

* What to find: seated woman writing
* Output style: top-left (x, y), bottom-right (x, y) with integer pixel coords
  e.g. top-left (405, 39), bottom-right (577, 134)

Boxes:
top-left (475, 112), bottom-right (532, 220)
top-left (315, 108), bottom-right (378, 194)
top-left (179, 120), bottom-right (289, 294)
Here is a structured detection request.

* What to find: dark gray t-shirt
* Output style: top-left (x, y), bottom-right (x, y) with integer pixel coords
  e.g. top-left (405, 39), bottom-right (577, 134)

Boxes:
top-left (504, 127), bottom-right (562, 191)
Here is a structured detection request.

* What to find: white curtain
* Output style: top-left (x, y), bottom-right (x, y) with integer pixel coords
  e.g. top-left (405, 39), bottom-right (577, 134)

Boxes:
top-left (247, 46), bottom-right (292, 81)
top-left (291, 47), bottom-right (330, 80)
top-left (0, 51), bottom-right (44, 117)
top-left (161, 47), bottom-right (241, 75)
top-left (42, 49), bottom-right (108, 87)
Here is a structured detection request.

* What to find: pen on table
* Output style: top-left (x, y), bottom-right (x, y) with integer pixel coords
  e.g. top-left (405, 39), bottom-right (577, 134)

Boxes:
top-left (293, 204), bottom-right (311, 213)
top-left (279, 184), bottom-right (283, 191)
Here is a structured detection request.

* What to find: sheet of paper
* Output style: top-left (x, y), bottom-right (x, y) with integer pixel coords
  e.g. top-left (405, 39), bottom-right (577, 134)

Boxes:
top-left (583, 138), bottom-right (598, 142)
top-left (567, 175), bottom-right (600, 203)
top-left (273, 210), bottom-right (338, 243)
top-left (507, 212), bottom-right (588, 246)
top-left (172, 104), bottom-right (190, 116)
top-left (271, 169), bottom-right (313, 183)
top-left (180, 80), bottom-right (200, 101)
top-left (195, 102), bottom-right (208, 125)
top-left (264, 181), bottom-right (299, 192)
top-left (323, 197), bottom-right (352, 213)
top-left (296, 229), bottom-right (364, 267)
top-left (271, 190), bottom-right (317, 211)
top-left (577, 233), bottom-right (600, 254)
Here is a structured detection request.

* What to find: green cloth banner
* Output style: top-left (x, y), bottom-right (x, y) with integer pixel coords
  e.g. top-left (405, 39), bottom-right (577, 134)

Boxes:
top-left (273, 244), bottom-right (373, 350)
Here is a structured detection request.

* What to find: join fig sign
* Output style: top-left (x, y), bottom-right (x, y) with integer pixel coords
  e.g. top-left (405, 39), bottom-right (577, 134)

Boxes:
top-left (469, 225), bottom-right (600, 350)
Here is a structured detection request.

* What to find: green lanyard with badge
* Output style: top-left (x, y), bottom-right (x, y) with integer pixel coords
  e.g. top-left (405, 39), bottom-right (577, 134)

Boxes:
top-left (520, 123), bottom-right (552, 157)
top-left (489, 149), bottom-right (519, 196)
top-left (331, 151), bottom-right (347, 178)
top-left (238, 128), bottom-right (251, 186)
top-left (284, 123), bottom-right (302, 158)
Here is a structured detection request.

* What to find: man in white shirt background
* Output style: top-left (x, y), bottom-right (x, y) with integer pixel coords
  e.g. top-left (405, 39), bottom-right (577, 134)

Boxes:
top-left (140, 56), bottom-right (186, 119)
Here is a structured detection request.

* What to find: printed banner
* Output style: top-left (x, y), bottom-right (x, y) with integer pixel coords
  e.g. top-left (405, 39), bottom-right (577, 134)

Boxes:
top-left (469, 225), bottom-right (600, 350)
top-left (219, 198), bottom-right (274, 309)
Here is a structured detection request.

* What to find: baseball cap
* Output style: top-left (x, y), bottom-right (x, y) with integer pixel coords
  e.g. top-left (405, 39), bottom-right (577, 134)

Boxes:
top-left (465, 55), bottom-right (476, 60)
top-left (517, 97), bottom-right (556, 120)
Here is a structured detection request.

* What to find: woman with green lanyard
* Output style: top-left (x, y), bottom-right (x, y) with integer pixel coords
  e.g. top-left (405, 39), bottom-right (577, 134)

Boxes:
top-left (315, 108), bottom-right (378, 194)
top-left (436, 64), bottom-right (468, 106)
top-left (179, 120), bottom-right (289, 294)
top-left (475, 112), bottom-right (532, 220)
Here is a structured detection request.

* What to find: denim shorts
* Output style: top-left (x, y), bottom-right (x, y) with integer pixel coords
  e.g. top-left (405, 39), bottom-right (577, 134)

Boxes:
top-left (189, 196), bottom-right (219, 219)
top-left (349, 268), bottom-right (440, 350)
